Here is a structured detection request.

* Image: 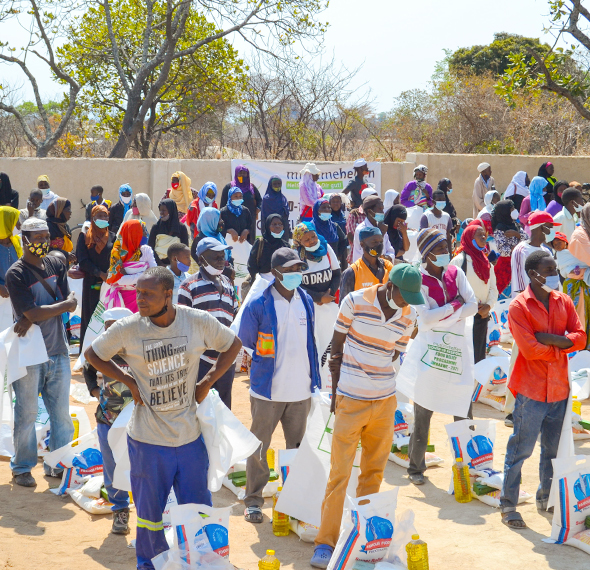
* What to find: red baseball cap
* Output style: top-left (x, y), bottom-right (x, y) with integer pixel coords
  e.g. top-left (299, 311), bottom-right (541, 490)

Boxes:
top-left (528, 211), bottom-right (561, 227)
top-left (554, 231), bottom-right (569, 243)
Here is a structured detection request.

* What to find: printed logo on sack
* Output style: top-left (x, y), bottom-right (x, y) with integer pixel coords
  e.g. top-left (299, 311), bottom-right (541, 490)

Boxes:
top-left (487, 328), bottom-right (500, 347)
top-left (492, 367), bottom-right (507, 385)
top-left (573, 473), bottom-right (590, 513)
top-left (466, 435), bottom-right (494, 469)
top-left (420, 330), bottom-right (463, 375)
top-left (394, 409), bottom-right (408, 433)
top-left (360, 516), bottom-right (394, 557)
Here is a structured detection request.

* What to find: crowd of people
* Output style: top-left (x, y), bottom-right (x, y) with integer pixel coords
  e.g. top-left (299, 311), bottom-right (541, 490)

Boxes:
top-left (0, 157), bottom-right (587, 569)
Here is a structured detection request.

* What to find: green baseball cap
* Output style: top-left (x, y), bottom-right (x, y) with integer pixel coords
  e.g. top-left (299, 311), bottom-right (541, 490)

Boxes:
top-left (389, 263), bottom-right (424, 305)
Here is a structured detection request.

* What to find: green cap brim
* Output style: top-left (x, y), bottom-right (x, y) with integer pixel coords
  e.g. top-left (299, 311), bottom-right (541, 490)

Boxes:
top-left (399, 289), bottom-right (425, 306)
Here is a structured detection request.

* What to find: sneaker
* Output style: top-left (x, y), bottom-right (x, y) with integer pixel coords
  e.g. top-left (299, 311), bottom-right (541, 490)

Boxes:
top-left (504, 414), bottom-right (514, 427)
top-left (112, 509), bottom-right (130, 535)
top-left (13, 472), bottom-right (37, 487)
top-left (44, 464), bottom-right (64, 478)
top-left (408, 473), bottom-right (426, 486)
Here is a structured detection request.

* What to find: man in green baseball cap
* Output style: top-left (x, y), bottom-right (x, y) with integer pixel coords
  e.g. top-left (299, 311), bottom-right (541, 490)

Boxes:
top-left (311, 263), bottom-right (422, 568)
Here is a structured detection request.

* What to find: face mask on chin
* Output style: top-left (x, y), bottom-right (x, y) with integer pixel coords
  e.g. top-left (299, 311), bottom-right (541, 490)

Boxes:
top-left (386, 287), bottom-right (400, 310)
top-left (202, 259), bottom-right (224, 276)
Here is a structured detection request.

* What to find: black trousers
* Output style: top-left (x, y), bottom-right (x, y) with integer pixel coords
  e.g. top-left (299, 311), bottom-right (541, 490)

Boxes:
top-left (197, 358), bottom-right (236, 410)
top-left (473, 313), bottom-right (490, 364)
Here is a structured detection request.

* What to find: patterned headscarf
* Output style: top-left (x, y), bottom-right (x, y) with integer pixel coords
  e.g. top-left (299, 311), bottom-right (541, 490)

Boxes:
top-left (85, 204), bottom-right (109, 254)
top-left (106, 219), bottom-right (146, 284)
top-left (292, 221), bottom-right (328, 262)
top-left (417, 228), bottom-right (446, 261)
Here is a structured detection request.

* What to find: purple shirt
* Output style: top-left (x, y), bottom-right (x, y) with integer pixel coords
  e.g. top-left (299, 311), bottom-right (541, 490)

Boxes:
top-left (400, 181), bottom-right (433, 208)
top-left (545, 200), bottom-right (563, 217)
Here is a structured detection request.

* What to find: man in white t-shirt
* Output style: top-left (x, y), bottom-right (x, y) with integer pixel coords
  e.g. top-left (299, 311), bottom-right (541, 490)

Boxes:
top-left (86, 267), bottom-right (242, 570)
top-left (419, 188), bottom-right (453, 252)
top-left (238, 248), bottom-right (321, 524)
top-left (352, 195), bottom-right (395, 262)
top-left (511, 211), bottom-right (560, 297)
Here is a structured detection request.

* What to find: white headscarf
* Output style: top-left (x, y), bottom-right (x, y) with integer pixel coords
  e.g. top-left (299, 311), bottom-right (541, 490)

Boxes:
top-left (504, 171), bottom-right (529, 198)
top-left (122, 193), bottom-right (158, 233)
top-left (383, 189), bottom-right (399, 211)
top-left (477, 190), bottom-right (498, 219)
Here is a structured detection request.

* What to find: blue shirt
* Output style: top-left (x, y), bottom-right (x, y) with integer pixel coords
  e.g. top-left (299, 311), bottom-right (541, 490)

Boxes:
top-left (0, 243), bottom-right (18, 285)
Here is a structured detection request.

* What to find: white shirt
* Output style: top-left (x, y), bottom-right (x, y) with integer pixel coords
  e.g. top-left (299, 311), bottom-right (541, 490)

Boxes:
top-left (553, 208), bottom-right (578, 241)
top-left (450, 252), bottom-right (498, 306)
top-left (420, 209), bottom-right (452, 233)
top-left (416, 265), bottom-right (478, 331)
top-left (250, 287), bottom-right (312, 402)
top-left (352, 218), bottom-right (395, 263)
top-left (510, 242), bottom-right (547, 297)
top-left (166, 266), bottom-right (189, 304)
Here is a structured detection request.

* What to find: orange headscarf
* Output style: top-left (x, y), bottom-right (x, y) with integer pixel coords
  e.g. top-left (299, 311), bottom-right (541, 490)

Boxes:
top-left (85, 205), bottom-right (109, 254)
top-left (106, 219), bottom-right (145, 284)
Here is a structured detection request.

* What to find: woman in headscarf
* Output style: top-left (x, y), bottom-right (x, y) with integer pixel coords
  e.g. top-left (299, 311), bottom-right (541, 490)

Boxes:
top-left (299, 163), bottom-right (324, 221)
top-left (383, 204), bottom-right (410, 260)
top-left (312, 197), bottom-right (348, 271)
top-left (109, 183), bottom-right (133, 235)
top-left (476, 190), bottom-right (500, 235)
top-left (538, 161), bottom-right (557, 192)
top-left (220, 186), bottom-right (253, 244)
top-left (260, 175), bottom-right (290, 241)
top-left (518, 176), bottom-right (549, 233)
top-left (122, 193), bottom-right (158, 233)
top-left (221, 165), bottom-right (262, 243)
top-left (191, 207), bottom-right (234, 280)
top-left (162, 171), bottom-right (197, 221)
top-left (546, 180), bottom-right (570, 216)
top-left (104, 219), bottom-right (157, 312)
top-left (491, 199), bottom-right (527, 297)
top-left (451, 221), bottom-right (498, 363)
top-left (563, 203), bottom-right (590, 348)
top-left (327, 193), bottom-right (347, 234)
top-left (383, 189), bottom-right (400, 211)
top-left (148, 198), bottom-right (189, 266)
top-left (37, 174), bottom-right (56, 210)
top-left (46, 198), bottom-right (74, 258)
top-left (76, 204), bottom-right (116, 346)
top-left (247, 213), bottom-right (289, 281)
top-left (292, 221), bottom-right (341, 379)
top-left (0, 206), bottom-right (22, 331)
top-left (504, 171), bottom-right (530, 212)
top-left (185, 181), bottom-right (218, 239)
top-left (0, 173), bottom-right (19, 209)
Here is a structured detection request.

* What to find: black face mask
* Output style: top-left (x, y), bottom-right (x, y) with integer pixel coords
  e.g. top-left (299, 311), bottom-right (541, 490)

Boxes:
top-left (150, 300), bottom-right (169, 318)
top-left (363, 243), bottom-right (383, 258)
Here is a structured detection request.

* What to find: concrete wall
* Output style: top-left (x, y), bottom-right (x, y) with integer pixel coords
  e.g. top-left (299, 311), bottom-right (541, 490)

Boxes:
top-left (2, 154), bottom-right (590, 226)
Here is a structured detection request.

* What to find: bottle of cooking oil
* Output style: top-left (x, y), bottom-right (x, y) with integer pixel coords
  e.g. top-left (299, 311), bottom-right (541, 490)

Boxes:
top-left (452, 457), bottom-right (472, 503)
top-left (71, 413), bottom-right (80, 446)
top-left (272, 487), bottom-right (290, 536)
top-left (406, 534), bottom-right (429, 570)
top-left (258, 549), bottom-right (280, 570)
top-left (267, 447), bottom-right (275, 470)
top-left (573, 396), bottom-right (582, 416)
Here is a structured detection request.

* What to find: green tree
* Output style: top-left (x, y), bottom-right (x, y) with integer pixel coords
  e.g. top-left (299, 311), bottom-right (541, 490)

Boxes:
top-left (450, 33), bottom-right (552, 77)
top-left (60, 0), bottom-right (245, 158)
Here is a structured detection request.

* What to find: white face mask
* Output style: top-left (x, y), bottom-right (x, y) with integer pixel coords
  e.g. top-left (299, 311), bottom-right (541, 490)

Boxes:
top-left (121, 194), bottom-right (132, 204)
top-left (535, 271), bottom-right (560, 293)
top-left (511, 209), bottom-right (519, 220)
top-left (574, 203), bottom-right (584, 213)
top-left (202, 260), bottom-right (224, 276)
top-left (386, 287), bottom-right (400, 310)
top-left (41, 187), bottom-right (51, 196)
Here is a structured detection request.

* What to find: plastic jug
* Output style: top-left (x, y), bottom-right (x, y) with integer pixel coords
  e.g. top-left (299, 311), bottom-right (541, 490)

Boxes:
top-left (406, 534), bottom-right (429, 570)
top-left (452, 457), bottom-right (472, 503)
top-left (258, 549), bottom-right (280, 570)
top-left (272, 487), bottom-right (290, 536)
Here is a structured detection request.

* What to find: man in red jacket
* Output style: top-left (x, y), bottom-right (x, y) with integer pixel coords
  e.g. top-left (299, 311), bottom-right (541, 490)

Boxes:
top-left (501, 250), bottom-right (586, 530)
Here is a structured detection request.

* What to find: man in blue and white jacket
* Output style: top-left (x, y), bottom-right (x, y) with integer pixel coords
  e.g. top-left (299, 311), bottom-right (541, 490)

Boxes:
top-left (238, 247), bottom-right (321, 524)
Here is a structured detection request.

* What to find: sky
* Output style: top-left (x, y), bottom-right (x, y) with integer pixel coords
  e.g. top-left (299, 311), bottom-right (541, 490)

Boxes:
top-left (0, 0), bottom-right (569, 112)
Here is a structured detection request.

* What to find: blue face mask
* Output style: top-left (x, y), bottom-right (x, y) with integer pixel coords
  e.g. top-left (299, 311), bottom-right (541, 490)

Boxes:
top-left (271, 230), bottom-right (284, 239)
top-left (374, 213), bottom-right (385, 223)
top-left (204, 196), bottom-right (213, 204)
top-left (231, 199), bottom-right (244, 207)
top-left (472, 239), bottom-right (486, 251)
top-left (305, 241), bottom-right (321, 252)
top-left (319, 212), bottom-right (332, 221)
top-left (94, 218), bottom-right (109, 229)
top-left (435, 201), bottom-right (446, 210)
top-left (177, 260), bottom-right (190, 273)
top-left (278, 272), bottom-right (303, 291)
top-left (447, 188), bottom-right (453, 194)
top-left (430, 253), bottom-right (450, 267)
top-left (544, 227), bottom-right (557, 243)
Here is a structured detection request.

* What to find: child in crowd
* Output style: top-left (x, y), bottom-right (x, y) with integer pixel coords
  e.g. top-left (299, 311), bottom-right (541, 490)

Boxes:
top-left (419, 189), bottom-right (453, 253)
top-left (18, 188), bottom-right (46, 227)
top-left (552, 232), bottom-right (588, 280)
top-left (166, 242), bottom-right (191, 303)
top-left (84, 308), bottom-right (134, 535)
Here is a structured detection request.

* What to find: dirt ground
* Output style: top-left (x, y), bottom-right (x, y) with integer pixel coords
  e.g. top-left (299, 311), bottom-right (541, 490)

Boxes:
top-left (0, 359), bottom-right (589, 570)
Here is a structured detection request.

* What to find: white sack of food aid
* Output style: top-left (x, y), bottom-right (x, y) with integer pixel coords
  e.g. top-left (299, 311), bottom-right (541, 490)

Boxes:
top-left (67, 488), bottom-right (114, 515)
top-left (571, 369), bottom-right (590, 401)
top-left (275, 392), bottom-right (359, 527)
top-left (327, 489), bottom-right (399, 570)
top-left (446, 419), bottom-right (496, 475)
top-left (289, 519), bottom-right (319, 543)
top-left (170, 503), bottom-right (231, 559)
top-left (277, 448), bottom-right (298, 485)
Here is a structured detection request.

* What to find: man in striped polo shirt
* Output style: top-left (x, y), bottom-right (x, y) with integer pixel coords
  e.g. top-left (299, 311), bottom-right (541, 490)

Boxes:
top-left (311, 264), bottom-right (423, 569)
top-left (178, 237), bottom-right (239, 408)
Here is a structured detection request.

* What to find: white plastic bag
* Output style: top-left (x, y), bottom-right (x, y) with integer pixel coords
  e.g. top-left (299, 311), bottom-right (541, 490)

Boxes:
top-left (79, 474), bottom-right (104, 499)
top-left (73, 293), bottom-right (107, 370)
top-left (227, 237), bottom-right (251, 300)
top-left (396, 318), bottom-right (474, 418)
top-left (275, 392), bottom-right (359, 527)
top-left (277, 448), bottom-right (298, 484)
top-left (196, 390), bottom-right (261, 492)
top-left (328, 489), bottom-right (398, 570)
top-left (171, 503), bottom-right (231, 558)
top-left (67, 488), bottom-right (114, 515)
top-left (446, 419), bottom-right (496, 474)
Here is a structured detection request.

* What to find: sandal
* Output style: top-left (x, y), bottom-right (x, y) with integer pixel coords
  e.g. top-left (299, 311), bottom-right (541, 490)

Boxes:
top-left (501, 511), bottom-right (527, 530)
top-left (310, 544), bottom-right (334, 569)
top-left (244, 506), bottom-right (264, 524)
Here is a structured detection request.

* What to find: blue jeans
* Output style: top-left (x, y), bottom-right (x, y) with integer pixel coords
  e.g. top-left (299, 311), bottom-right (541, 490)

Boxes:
top-left (128, 435), bottom-right (211, 570)
top-left (96, 422), bottom-right (130, 511)
top-left (10, 353), bottom-right (73, 476)
top-left (500, 393), bottom-right (568, 512)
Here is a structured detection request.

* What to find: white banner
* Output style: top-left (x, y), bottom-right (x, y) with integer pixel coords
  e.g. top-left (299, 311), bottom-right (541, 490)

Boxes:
top-left (230, 160), bottom-right (382, 235)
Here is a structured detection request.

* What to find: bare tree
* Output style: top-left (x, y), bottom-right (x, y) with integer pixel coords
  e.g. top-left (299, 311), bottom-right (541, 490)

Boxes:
top-left (0, 0), bottom-right (81, 157)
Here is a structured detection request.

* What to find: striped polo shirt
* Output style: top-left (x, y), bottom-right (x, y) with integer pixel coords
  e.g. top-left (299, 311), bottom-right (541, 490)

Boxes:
top-left (334, 285), bottom-right (416, 400)
top-left (177, 270), bottom-right (238, 364)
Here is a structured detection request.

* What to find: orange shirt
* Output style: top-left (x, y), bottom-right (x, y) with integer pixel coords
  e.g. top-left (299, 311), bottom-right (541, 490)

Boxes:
top-left (508, 286), bottom-right (586, 402)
